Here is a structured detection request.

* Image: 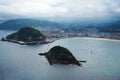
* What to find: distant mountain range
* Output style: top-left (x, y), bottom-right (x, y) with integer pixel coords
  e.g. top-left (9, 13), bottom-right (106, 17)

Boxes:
top-left (0, 19), bottom-right (64, 30)
top-left (97, 21), bottom-right (120, 32)
top-left (0, 19), bottom-right (120, 32)
top-left (0, 20), bottom-right (7, 24)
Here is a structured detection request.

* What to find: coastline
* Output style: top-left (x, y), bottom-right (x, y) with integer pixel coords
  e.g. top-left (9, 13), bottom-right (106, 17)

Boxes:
top-left (72, 37), bottom-right (120, 42)
top-left (1, 37), bottom-right (120, 45)
top-left (0, 38), bottom-right (55, 45)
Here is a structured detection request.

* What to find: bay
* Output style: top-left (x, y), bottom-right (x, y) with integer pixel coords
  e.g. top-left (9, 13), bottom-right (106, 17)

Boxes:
top-left (0, 30), bottom-right (120, 80)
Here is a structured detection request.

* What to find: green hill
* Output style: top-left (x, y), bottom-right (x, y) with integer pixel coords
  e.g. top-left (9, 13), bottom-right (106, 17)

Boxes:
top-left (6, 27), bottom-right (46, 42)
top-left (39, 46), bottom-right (82, 66)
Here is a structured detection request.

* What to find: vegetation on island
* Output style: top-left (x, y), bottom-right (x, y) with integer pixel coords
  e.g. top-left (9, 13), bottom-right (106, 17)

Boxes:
top-left (39, 46), bottom-right (83, 66)
top-left (6, 27), bottom-right (46, 42)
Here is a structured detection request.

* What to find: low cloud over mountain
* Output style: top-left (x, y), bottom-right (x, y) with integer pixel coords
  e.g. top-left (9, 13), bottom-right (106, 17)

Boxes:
top-left (0, 0), bottom-right (120, 22)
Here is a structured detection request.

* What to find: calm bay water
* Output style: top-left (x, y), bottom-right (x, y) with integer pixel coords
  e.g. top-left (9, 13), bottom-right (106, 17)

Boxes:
top-left (0, 30), bottom-right (120, 80)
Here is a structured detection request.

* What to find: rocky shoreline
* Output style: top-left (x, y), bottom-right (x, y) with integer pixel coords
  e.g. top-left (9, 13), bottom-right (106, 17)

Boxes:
top-left (1, 37), bottom-right (54, 45)
top-left (39, 52), bottom-right (84, 66)
top-left (0, 27), bottom-right (55, 45)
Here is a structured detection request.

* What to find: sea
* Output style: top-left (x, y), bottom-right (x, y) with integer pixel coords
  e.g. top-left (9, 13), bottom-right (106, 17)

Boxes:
top-left (0, 30), bottom-right (120, 80)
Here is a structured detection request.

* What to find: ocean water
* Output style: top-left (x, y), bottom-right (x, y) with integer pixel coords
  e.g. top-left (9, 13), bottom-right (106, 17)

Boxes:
top-left (0, 30), bottom-right (120, 80)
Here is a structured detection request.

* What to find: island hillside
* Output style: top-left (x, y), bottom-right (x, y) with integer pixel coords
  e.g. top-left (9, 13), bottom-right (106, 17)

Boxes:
top-left (39, 46), bottom-right (83, 66)
top-left (6, 27), bottom-right (45, 42)
top-left (1, 27), bottom-right (53, 45)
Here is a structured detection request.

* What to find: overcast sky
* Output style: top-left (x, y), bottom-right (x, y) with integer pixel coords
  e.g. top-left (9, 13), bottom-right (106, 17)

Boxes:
top-left (0, 0), bottom-right (120, 22)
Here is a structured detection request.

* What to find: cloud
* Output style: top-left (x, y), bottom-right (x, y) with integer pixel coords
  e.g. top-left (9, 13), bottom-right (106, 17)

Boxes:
top-left (0, 0), bottom-right (120, 21)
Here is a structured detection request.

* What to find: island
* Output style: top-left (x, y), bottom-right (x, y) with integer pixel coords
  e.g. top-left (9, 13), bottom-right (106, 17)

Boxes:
top-left (1, 27), bottom-right (54, 45)
top-left (39, 46), bottom-right (86, 67)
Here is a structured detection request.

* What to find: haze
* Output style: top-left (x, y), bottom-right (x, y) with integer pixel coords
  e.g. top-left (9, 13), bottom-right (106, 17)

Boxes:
top-left (0, 0), bottom-right (120, 22)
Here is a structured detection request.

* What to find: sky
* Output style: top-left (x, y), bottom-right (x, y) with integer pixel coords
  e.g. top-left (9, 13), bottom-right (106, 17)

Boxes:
top-left (0, 0), bottom-right (120, 22)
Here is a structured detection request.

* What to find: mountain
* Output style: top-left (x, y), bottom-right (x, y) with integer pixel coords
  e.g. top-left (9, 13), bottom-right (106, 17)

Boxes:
top-left (0, 20), bottom-right (7, 24)
top-left (0, 19), bottom-right (120, 33)
top-left (0, 19), bottom-right (63, 30)
top-left (4, 27), bottom-right (46, 42)
top-left (97, 21), bottom-right (120, 32)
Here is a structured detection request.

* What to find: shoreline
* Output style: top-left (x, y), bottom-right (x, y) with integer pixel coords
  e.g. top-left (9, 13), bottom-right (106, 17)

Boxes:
top-left (1, 37), bottom-right (120, 45)
top-left (70, 37), bottom-right (120, 42)
top-left (0, 38), bottom-right (55, 45)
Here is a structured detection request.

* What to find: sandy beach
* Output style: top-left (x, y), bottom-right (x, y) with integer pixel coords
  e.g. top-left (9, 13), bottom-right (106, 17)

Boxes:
top-left (72, 37), bottom-right (120, 42)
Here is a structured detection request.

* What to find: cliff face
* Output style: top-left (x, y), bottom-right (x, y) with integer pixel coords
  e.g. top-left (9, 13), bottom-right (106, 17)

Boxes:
top-left (39, 46), bottom-right (82, 66)
top-left (6, 27), bottom-right (46, 42)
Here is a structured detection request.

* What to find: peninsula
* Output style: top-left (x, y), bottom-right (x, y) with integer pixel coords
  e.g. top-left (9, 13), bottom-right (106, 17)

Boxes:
top-left (1, 27), bottom-right (53, 45)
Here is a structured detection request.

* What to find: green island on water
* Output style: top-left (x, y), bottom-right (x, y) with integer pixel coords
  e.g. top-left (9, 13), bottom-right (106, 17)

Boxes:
top-left (39, 46), bottom-right (86, 66)
top-left (1, 27), bottom-right (54, 45)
